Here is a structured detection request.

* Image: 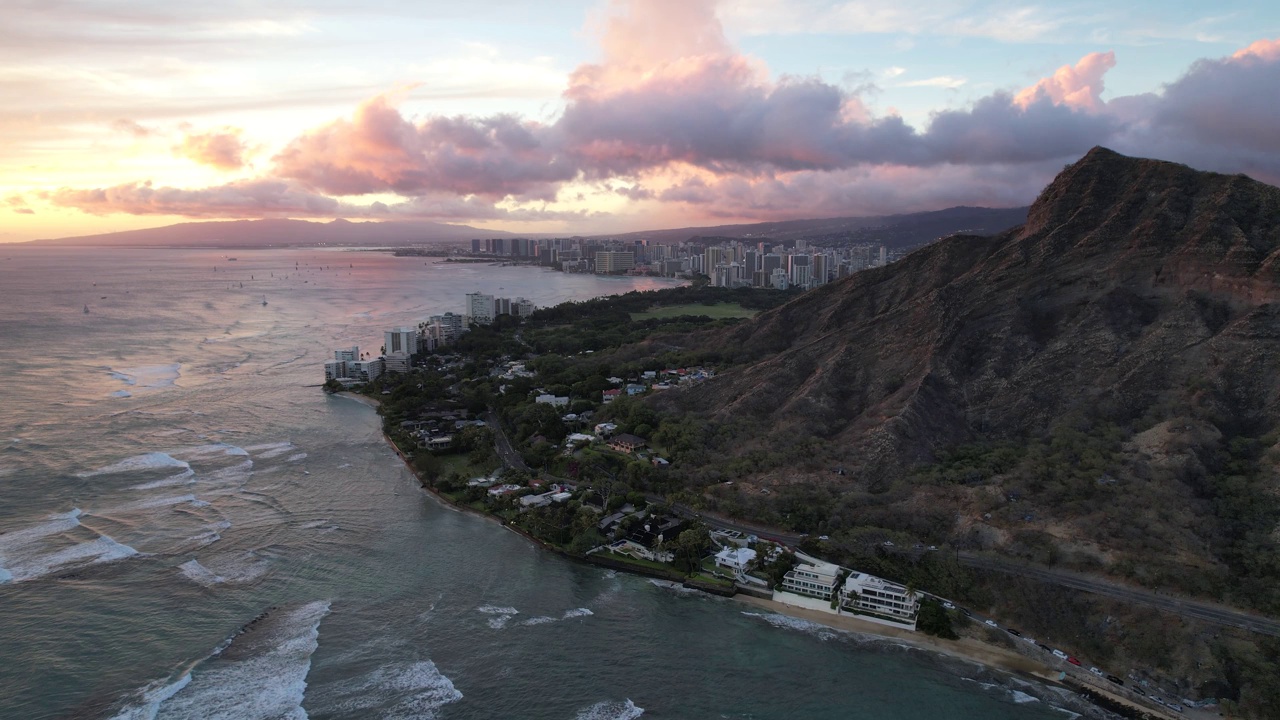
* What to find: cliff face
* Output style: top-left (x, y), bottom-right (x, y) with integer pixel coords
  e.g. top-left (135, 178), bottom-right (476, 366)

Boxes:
top-left (659, 147), bottom-right (1280, 474)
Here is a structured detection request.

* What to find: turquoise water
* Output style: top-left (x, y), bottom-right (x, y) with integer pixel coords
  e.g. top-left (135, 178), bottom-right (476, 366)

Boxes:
top-left (0, 247), bottom-right (1103, 719)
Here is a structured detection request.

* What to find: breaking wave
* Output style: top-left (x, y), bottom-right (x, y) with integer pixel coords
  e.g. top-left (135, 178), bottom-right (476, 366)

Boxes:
top-left (575, 699), bottom-right (644, 720)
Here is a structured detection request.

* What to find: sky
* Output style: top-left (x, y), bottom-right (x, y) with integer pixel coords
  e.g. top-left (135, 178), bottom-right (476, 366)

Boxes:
top-left (2, 0), bottom-right (1279, 242)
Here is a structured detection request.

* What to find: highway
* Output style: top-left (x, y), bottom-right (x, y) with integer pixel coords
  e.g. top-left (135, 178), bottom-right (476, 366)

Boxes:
top-left (485, 411), bottom-right (531, 472)
top-left (956, 552), bottom-right (1280, 637)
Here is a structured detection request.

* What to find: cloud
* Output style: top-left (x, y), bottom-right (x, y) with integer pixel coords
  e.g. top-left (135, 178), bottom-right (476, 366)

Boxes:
top-left (898, 76), bottom-right (967, 89)
top-left (4, 193), bottom-right (28, 207)
top-left (47, 179), bottom-right (349, 217)
top-left (13, 208), bottom-right (35, 214)
top-left (174, 127), bottom-right (252, 170)
top-left (1014, 51), bottom-right (1116, 112)
top-left (112, 118), bottom-right (157, 137)
top-left (31, 1), bottom-right (1280, 227)
top-left (272, 94), bottom-right (575, 199)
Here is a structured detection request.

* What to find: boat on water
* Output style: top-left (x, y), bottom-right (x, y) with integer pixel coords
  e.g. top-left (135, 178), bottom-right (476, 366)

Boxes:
top-left (262, 296), bottom-right (268, 306)
top-left (83, 304), bottom-right (90, 314)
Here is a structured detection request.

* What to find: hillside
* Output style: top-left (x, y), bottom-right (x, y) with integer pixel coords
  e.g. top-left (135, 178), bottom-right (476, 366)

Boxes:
top-left (651, 147), bottom-right (1280, 605)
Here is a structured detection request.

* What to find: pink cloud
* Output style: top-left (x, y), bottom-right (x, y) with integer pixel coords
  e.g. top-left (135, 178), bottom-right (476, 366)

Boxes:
top-left (1014, 51), bottom-right (1116, 112)
top-left (34, 2), bottom-right (1280, 226)
top-left (1232, 37), bottom-right (1280, 62)
top-left (175, 127), bottom-right (252, 170)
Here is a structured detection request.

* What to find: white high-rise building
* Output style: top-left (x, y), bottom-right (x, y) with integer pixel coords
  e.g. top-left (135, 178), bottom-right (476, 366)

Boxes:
top-left (384, 327), bottom-right (418, 357)
top-left (466, 292), bottom-right (495, 325)
top-left (334, 346), bottom-right (359, 363)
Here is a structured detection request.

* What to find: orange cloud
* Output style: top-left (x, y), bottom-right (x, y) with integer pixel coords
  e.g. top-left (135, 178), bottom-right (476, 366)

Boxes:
top-left (174, 127), bottom-right (252, 170)
top-left (1014, 51), bottom-right (1116, 112)
top-left (1232, 37), bottom-right (1280, 62)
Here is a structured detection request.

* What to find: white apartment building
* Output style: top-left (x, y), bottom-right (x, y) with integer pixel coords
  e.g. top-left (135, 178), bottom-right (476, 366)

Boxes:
top-left (334, 346), bottom-right (359, 362)
top-left (466, 292), bottom-right (495, 325)
top-left (512, 297), bottom-right (536, 317)
top-left (841, 572), bottom-right (919, 627)
top-left (781, 562), bottom-right (841, 601)
top-left (384, 327), bottom-right (418, 356)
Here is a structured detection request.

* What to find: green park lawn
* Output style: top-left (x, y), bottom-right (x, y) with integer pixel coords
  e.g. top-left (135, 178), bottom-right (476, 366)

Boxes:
top-left (629, 303), bottom-right (759, 321)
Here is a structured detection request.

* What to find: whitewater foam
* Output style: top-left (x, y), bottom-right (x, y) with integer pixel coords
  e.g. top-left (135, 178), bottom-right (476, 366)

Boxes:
top-left (109, 364), bottom-right (181, 391)
top-left (308, 660), bottom-right (463, 719)
top-left (740, 612), bottom-right (840, 642)
top-left (114, 600), bottom-right (330, 719)
top-left (81, 453), bottom-right (191, 478)
top-left (129, 469), bottom-right (197, 490)
top-left (1, 533), bottom-right (140, 582)
top-left (575, 699), bottom-right (645, 720)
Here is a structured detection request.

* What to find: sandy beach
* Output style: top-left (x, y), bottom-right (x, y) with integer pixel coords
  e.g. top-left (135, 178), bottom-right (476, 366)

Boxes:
top-left (336, 391), bottom-right (381, 408)
top-left (730, 593), bottom-right (1192, 720)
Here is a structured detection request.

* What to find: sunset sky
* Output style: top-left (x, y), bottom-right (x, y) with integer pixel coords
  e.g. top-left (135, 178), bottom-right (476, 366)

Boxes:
top-left (2, 0), bottom-right (1278, 242)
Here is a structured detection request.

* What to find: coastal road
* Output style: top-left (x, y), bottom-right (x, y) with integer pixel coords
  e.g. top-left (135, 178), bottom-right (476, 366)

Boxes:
top-left (956, 551), bottom-right (1280, 637)
top-left (655, 499), bottom-right (806, 545)
top-left (485, 411), bottom-right (530, 472)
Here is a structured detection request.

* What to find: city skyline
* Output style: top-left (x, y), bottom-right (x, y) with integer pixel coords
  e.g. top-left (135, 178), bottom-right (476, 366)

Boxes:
top-left (3, 0), bottom-right (1279, 242)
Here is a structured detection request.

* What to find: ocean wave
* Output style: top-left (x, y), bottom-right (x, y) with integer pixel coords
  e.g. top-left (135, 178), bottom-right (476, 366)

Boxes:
top-left (129, 469), bottom-right (196, 490)
top-left (575, 699), bottom-right (644, 720)
top-left (284, 453), bottom-right (307, 463)
top-left (111, 390), bottom-right (133, 398)
top-left (244, 442), bottom-right (296, 460)
top-left (0, 532), bottom-right (139, 583)
top-left (110, 600), bottom-right (330, 720)
top-left (740, 612), bottom-right (840, 642)
top-left (308, 660), bottom-right (463, 719)
top-left (80, 452), bottom-right (191, 478)
top-left (1012, 690), bottom-right (1040, 704)
top-left (109, 363), bottom-right (181, 390)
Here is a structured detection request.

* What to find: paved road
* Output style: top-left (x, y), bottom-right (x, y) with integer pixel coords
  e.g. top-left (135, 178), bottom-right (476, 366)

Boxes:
top-left (485, 411), bottom-right (530, 472)
top-left (957, 551), bottom-right (1280, 637)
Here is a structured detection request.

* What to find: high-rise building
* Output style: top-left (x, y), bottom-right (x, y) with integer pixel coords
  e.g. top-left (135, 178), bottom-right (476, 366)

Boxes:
top-left (470, 239), bottom-right (481, 253)
top-left (879, 245), bottom-right (888, 266)
top-left (595, 251), bottom-right (635, 273)
top-left (812, 255), bottom-right (828, 286)
top-left (466, 292), bottom-right (495, 325)
top-left (384, 327), bottom-right (417, 356)
top-left (762, 253), bottom-right (782, 277)
top-left (703, 246), bottom-right (725, 276)
top-left (334, 346), bottom-right (359, 363)
top-left (771, 268), bottom-right (789, 290)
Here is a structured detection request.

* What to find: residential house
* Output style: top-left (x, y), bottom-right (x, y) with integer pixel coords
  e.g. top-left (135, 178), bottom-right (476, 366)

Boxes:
top-left (609, 433), bottom-right (647, 454)
top-left (714, 547), bottom-right (757, 573)
top-left (602, 389), bottom-right (622, 404)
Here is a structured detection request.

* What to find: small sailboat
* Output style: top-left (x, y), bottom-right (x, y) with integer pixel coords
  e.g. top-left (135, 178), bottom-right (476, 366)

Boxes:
top-left (262, 296), bottom-right (268, 306)
top-left (83, 304), bottom-right (90, 314)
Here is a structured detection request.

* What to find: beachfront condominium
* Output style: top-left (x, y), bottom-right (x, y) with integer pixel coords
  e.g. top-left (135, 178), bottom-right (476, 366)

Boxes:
top-left (841, 573), bottom-right (919, 627)
top-left (466, 292), bottom-right (495, 325)
top-left (595, 251), bottom-right (635, 274)
top-left (781, 562), bottom-right (841, 601)
top-left (334, 346), bottom-right (359, 363)
top-left (384, 327), bottom-right (417, 356)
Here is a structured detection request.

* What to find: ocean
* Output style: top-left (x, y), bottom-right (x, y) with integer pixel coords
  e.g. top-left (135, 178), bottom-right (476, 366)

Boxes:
top-left (0, 246), bottom-right (1102, 719)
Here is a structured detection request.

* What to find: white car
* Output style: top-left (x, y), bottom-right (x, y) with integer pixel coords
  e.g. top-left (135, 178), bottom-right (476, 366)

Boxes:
top-left (1089, 667), bottom-right (1105, 677)
top-left (942, 601), bottom-right (955, 610)
top-left (1052, 649), bottom-right (1068, 660)
top-left (1022, 636), bottom-right (1037, 645)
top-left (984, 619), bottom-right (998, 628)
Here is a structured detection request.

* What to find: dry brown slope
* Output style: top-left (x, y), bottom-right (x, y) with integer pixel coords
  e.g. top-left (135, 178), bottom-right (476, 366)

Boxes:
top-left (657, 147), bottom-right (1280, 478)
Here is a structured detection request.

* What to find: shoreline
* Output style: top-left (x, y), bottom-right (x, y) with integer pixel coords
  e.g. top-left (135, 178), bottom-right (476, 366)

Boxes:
top-left (350, 394), bottom-right (1162, 720)
top-left (335, 390), bottom-right (380, 408)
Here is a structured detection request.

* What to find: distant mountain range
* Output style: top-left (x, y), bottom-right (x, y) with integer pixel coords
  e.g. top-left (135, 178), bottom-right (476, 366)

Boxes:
top-left (28, 218), bottom-right (523, 247)
top-left (29, 206), bottom-right (1030, 249)
top-left (594, 206), bottom-right (1031, 250)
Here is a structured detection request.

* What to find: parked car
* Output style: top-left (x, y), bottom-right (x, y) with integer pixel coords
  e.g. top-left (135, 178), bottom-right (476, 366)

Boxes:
top-left (942, 601), bottom-right (955, 610)
top-left (984, 619), bottom-right (998, 628)
top-left (960, 608), bottom-right (973, 617)
top-left (1006, 628), bottom-right (1022, 637)
top-left (1089, 667), bottom-right (1104, 677)
top-left (1022, 636), bottom-right (1037, 645)
top-left (1052, 649), bottom-right (1068, 660)
top-left (1067, 657), bottom-right (1082, 667)
top-left (1037, 644), bottom-right (1053, 653)
top-left (928, 545), bottom-right (938, 551)
top-left (1170, 704), bottom-right (1184, 713)
top-left (818, 535), bottom-right (830, 541)
top-left (1105, 675), bottom-right (1124, 686)
top-left (883, 541), bottom-right (894, 547)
